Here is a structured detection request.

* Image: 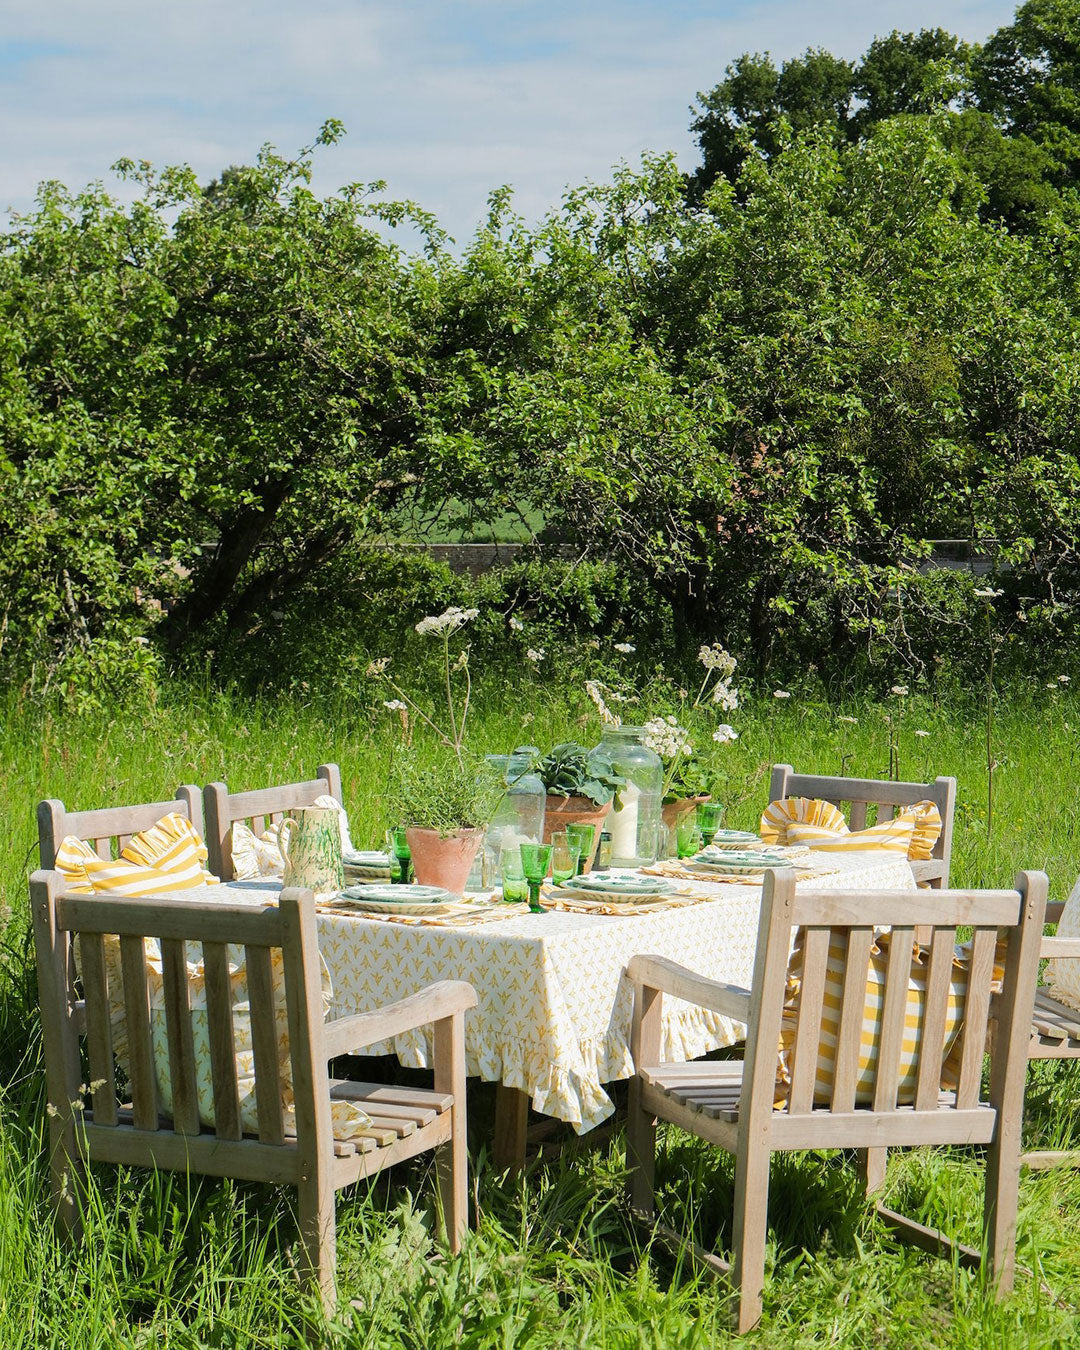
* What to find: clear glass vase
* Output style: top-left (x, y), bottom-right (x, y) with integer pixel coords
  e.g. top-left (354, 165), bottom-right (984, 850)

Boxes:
top-left (480, 751), bottom-right (547, 884)
top-left (590, 727), bottom-right (662, 867)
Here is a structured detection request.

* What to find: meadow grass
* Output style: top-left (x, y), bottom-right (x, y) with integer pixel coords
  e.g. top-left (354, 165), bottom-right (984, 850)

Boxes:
top-left (1, 677), bottom-right (1080, 1347)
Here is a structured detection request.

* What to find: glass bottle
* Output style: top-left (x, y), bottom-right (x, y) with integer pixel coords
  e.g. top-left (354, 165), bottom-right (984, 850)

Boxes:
top-left (590, 726), bottom-right (662, 867)
top-left (481, 750), bottom-right (547, 884)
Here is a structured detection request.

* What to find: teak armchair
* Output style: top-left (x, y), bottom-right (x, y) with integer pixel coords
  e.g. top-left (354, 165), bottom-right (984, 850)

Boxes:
top-left (204, 764), bottom-right (343, 881)
top-left (38, 787), bottom-right (204, 870)
top-left (768, 764), bottom-right (957, 888)
top-left (31, 872), bottom-right (476, 1314)
top-left (627, 869), bottom-right (1047, 1333)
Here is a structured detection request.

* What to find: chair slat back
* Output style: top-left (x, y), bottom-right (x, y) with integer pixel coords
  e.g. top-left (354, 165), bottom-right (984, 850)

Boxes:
top-left (768, 765), bottom-right (957, 879)
top-left (31, 875), bottom-right (323, 1167)
top-left (37, 787), bottom-right (204, 870)
top-left (203, 765), bottom-right (343, 881)
top-left (751, 873), bottom-right (1046, 1128)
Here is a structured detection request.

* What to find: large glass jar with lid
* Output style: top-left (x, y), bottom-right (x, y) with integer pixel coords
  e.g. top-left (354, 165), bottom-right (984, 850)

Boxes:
top-left (481, 750), bottom-right (546, 883)
top-left (589, 727), bottom-right (662, 867)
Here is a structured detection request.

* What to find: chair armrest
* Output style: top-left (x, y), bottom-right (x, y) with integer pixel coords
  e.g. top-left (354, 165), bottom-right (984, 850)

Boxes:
top-left (627, 954), bottom-right (752, 1024)
top-left (1040, 937), bottom-right (1080, 959)
top-left (323, 980), bottom-right (477, 1060)
top-left (1045, 901), bottom-right (1066, 926)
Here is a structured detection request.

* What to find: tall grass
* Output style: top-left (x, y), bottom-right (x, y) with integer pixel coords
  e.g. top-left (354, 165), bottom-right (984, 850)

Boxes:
top-left (1, 678), bottom-right (1079, 1346)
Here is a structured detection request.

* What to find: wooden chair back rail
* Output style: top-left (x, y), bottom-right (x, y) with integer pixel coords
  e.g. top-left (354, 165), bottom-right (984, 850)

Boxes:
top-left (768, 766), bottom-right (957, 877)
top-left (203, 764), bottom-right (342, 881)
top-left (37, 786), bottom-right (204, 869)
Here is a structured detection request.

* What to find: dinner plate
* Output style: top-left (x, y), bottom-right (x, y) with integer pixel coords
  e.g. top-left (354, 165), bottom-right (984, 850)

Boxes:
top-left (556, 872), bottom-right (677, 902)
top-left (687, 851), bottom-right (796, 876)
top-left (343, 850), bottom-right (392, 868)
top-left (700, 830), bottom-right (762, 850)
top-left (328, 883), bottom-right (459, 914)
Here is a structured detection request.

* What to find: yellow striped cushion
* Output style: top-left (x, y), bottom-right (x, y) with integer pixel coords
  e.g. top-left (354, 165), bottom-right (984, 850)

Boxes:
top-left (776, 931), bottom-right (1001, 1108)
top-left (787, 816), bottom-right (916, 855)
top-left (56, 812), bottom-right (220, 894)
top-left (760, 797), bottom-right (848, 845)
top-left (902, 800), bottom-right (943, 861)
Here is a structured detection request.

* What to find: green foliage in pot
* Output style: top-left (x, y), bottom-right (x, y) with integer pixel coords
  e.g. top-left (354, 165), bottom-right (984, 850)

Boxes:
top-left (535, 742), bottom-right (624, 807)
top-left (388, 750), bottom-right (503, 836)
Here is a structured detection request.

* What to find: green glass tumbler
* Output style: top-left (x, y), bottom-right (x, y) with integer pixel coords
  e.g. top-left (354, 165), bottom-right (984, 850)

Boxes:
top-left (501, 849), bottom-right (528, 903)
top-left (696, 802), bottom-right (724, 849)
top-left (564, 822), bottom-right (595, 874)
top-left (520, 843), bottom-right (553, 913)
top-left (550, 832), bottom-right (579, 886)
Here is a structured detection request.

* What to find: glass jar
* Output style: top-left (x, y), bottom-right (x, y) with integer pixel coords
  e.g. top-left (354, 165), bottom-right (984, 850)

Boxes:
top-left (481, 751), bottom-right (546, 884)
top-left (590, 727), bottom-right (662, 867)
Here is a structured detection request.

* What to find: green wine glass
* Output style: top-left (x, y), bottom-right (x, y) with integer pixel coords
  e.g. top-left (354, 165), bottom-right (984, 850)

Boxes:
top-left (677, 814), bottom-right (703, 858)
top-left (564, 822), bottom-right (595, 874)
top-left (696, 802), bottom-right (725, 849)
top-left (520, 843), bottom-right (553, 913)
top-left (390, 826), bottom-right (412, 885)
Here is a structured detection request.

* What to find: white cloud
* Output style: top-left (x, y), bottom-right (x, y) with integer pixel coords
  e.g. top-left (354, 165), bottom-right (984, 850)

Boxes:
top-left (1, 0), bottom-right (1020, 243)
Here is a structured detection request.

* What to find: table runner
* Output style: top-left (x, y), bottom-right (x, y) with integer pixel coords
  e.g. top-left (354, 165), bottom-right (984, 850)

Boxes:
top-left (203, 852), bottom-right (914, 1133)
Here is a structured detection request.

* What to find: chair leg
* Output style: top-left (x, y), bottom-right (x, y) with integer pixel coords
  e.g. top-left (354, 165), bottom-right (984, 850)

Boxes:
top-left (297, 1178), bottom-right (337, 1318)
top-left (437, 1100), bottom-right (469, 1253)
top-left (49, 1115), bottom-right (84, 1242)
top-left (626, 1077), bottom-right (656, 1218)
top-left (984, 1125), bottom-right (1022, 1298)
top-left (859, 1147), bottom-right (888, 1196)
top-left (731, 1139), bottom-right (771, 1334)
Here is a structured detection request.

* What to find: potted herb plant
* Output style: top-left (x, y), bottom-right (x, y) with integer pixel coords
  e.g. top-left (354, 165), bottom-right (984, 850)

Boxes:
top-left (535, 742), bottom-right (623, 870)
top-left (389, 751), bottom-right (503, 894)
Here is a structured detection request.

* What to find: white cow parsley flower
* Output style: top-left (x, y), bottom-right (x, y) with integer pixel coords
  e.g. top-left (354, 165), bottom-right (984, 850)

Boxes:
top-left (415, 606), bottom-right (479, 637)
top-left (613, 642), bottom-right (636, 654)
top-left (772, 690), bottom-right (791, 700)
top-left (713, 724), bottom-right (739, 744)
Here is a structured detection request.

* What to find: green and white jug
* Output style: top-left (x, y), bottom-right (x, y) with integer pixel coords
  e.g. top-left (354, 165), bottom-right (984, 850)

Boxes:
top-left (279, 805), bottom-right (345, 897)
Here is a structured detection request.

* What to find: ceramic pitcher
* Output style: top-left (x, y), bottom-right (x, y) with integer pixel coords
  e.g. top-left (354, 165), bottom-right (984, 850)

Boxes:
top-left (278, 805), bottom-right (345, 896)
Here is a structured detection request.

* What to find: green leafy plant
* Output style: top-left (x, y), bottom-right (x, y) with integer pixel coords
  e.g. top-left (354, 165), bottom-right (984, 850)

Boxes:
top-left (535, 742), bottom-right (623, 806)
top-left (388, 750), bottom-right (503, 835)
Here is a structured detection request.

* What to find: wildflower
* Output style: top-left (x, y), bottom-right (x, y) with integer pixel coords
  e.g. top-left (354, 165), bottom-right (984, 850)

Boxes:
top-left (1048, 682), bottom-right (1059, 690)
top-left (974, 587), bottom-right (1004, 599)
top-left (614, 642), bottom-right (636, 654)
top-left (1059, 675), bottom-right (1071, 684)
top-left (890, 685), bottom-right (909, 697)
top-left (838, 715), bottom-right (858, 724)
top-left (914, 729), bottom-right (930, 738)
top-left (383, 699), bottom-right (407, 712)
top-left (643, 716), bottom-right (693, 760)
top-left (521, 712), bottom-right (534, 726)
top-left (772, 690), bottom-right (791, 700)
top-left (713, 725), bottom-right (739, 744)
top-left (699, 644), bottom-right (737, 676)
top-left (509, 616), bottom-right (524, 631)
top-left (526, 647), bottom-right (546, 663)
top-left (585, 679), bottom-right (621, 727)
top-left (366, 657), bottom-right (391, 676)
top-left (712, 682), bottom-right (739, 711)
top-left (415, 606), bottom-right (479, 637)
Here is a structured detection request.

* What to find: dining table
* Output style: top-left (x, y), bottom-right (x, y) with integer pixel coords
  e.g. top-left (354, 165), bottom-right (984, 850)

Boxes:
top-left (198, 849), bottom-right (916, 1172)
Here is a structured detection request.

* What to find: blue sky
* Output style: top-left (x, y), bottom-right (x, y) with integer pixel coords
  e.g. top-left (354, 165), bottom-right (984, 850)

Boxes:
top-left (1, 1), bottom-right (1018, 245)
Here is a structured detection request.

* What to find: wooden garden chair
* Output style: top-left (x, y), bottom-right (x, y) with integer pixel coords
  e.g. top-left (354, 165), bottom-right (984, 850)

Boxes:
top-left (31, 871), bottom-right (475, 1315)
top-left (38, 786), bottom-right (204, 870)
top-left (1016, 882), bottom-right (1080, 1170)
top-left (626, 868), bottom-right (1047, 1334)
top-left (203, 764), bottom-right (343, 880)
top-left (768, 764), bottom-right (957, 888)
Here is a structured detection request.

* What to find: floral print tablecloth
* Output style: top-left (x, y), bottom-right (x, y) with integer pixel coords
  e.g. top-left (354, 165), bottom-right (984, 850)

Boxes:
top-left (207, 852), bottom-right (914, 1133)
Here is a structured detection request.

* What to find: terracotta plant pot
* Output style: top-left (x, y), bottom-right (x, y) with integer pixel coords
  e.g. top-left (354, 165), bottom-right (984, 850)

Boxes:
top-left (660, 795), bottom-right (711, 831)
top-left (405, 826), bottom-right (483, 895)
top-left (542, 795), bottom-right (612, 872)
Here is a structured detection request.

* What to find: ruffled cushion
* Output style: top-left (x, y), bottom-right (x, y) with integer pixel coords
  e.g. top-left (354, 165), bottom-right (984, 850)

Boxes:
top-left (760, 796), bottom-right (849, 845)
top-left (230, 794), bottom-right (353, 880)
top-left (57, 811), bottom-right (220, 894)
top-left (787, 816), bottom-right (916, 855)
top-left (903, 800), bottom-right (943, 860)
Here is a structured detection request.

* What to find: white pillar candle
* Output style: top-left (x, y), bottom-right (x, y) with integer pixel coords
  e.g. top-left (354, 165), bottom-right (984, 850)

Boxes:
top-left (609, 782), bottom-right (641, 863)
